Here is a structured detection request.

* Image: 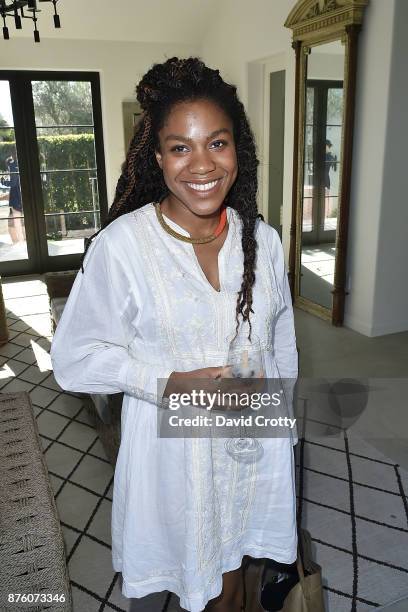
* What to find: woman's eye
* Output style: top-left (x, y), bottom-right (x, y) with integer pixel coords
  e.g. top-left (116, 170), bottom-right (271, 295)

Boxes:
top-left (210, 140), bottom-right (227, 149)
top-left (171, 145), bottom-right (189, 153)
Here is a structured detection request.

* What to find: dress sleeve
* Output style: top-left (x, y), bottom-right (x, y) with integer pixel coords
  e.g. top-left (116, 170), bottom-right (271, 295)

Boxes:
top-left (50, 229), bottom-right (174, 407)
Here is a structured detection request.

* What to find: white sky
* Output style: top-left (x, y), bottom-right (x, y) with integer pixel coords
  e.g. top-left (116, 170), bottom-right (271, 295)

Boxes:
top-left (0, 81), bottom-right (14, 127)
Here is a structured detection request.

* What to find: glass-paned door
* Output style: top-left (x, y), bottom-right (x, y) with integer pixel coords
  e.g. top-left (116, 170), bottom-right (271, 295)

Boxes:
top-left (32, 80), bottom-right (101, 256)
top-left (303, 86), bottom-right (315, 234)
top-left (324, 87), bottom-right (343, 231)
top-left (302, 80), bottom-right (343, 246)
top-left (0, 80), bottom-right (28, 262)
top-left (0, 72), bottom-right (107, 276)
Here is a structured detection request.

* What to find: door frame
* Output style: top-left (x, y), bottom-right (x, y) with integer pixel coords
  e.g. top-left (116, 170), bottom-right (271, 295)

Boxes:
top-left (0, 70), bottom-right (108, 277)
top-left (268, 69), bottom-right (286, 240)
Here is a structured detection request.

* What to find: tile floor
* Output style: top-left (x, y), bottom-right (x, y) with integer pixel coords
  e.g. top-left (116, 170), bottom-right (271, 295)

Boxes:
top-left (1, 274), bottom-right (407, 612)
top-left (0, 275), bottom-right (181, 612)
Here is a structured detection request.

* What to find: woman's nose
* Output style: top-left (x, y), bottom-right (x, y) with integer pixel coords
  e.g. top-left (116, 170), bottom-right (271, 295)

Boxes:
top-left (188, 149), bottom-right (216, 175)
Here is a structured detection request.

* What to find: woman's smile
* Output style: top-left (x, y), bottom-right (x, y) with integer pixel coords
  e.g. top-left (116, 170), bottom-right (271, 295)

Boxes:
top-left (183, 177), bottom-right (224, 195)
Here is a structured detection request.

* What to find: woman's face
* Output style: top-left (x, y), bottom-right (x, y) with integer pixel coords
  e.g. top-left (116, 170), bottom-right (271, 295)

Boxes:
top-left (155, 98), bottom-right (238, 216)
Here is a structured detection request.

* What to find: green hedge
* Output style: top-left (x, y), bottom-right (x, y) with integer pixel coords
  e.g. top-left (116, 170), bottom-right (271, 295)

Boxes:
top-left (0, 134), bottom-right (98, 218)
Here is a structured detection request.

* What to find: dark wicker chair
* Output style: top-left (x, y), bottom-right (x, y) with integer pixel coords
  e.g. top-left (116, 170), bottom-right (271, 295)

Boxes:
top-left (0, 392), bottom-right (72, 610)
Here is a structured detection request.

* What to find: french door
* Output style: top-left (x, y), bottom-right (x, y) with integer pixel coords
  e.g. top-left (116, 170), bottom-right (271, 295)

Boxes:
top-left (0, 71), bottom-right (108, 276)
top-left (302, 79), bottom-right (343, 246)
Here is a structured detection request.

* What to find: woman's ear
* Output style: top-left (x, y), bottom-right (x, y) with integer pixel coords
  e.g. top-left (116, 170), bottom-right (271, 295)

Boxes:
top-left (155, 149), bottom-right (163, 169)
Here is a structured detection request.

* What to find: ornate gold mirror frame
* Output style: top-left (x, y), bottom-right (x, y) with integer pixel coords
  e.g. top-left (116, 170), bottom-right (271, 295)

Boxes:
top-left (285, 0), bottom-right (369, 325)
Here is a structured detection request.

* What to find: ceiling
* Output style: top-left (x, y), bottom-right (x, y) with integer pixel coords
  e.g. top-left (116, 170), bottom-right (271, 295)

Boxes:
top-left (4, 0), bottom-right (220, 44)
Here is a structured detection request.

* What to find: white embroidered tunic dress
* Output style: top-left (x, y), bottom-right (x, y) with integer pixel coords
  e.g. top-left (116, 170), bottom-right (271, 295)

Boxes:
top-left (50, 202), bottom-right (299, 612)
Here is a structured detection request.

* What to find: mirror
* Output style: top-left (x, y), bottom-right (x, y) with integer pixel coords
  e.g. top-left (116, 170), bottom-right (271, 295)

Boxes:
top-left (301, 40), bottom-right (344, 310)
top-left (285, 0), bottom-right (369, 325)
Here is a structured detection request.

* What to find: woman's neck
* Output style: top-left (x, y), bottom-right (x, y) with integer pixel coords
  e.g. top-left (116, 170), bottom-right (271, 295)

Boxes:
top-left (159, 196), bottom-right (224, 238)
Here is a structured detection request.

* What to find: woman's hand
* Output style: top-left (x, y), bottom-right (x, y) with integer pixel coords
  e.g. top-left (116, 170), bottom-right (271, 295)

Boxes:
top-left (163, 367), bottom-right (265, 411)
top-left (164, 366), bottom-right (227, 397)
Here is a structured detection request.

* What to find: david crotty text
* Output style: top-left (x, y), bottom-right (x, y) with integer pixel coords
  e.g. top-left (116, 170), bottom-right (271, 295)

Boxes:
top-left (167, 415), bottom-right (297, 428)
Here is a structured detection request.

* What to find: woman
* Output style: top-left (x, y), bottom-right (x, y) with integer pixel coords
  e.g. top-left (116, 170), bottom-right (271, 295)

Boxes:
top-left (2, 155), bottom-right (25, 244)
top-left (50, 57), bottom-right (299, 612)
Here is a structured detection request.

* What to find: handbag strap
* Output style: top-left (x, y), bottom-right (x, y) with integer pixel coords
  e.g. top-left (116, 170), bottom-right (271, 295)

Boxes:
top-left (296, 543), bottom-right (306, 584)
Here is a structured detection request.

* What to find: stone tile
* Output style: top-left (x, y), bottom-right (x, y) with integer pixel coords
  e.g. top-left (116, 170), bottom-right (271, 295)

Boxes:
top-left (36, 410), bottom-right (70, 439)
top-left (1, 378), bottom-right (35, 393)
top-left (75, 406), bottom-right (96, 427)
top-left (58, 421), bottom-right (98, 452)
top-left (13, 346), bottom-right (37, 364)
top-left (70, 455), bottom-right (113, 495)
top-left (8, 320), bottom-right (30, 332)
top-left (0, 359), bottom-right (30, 387)
top-left (40, 372), bottom-right (64, 392)
top-left (61, 525), bottom-right (79, 559)
top-left (69, 537), bottom-right (115, 598)
top-left (49, 473), bottom-right (64, 495)
top-left (11, 332), bottom-right (40, 348)
top-left (106, 482), bottom-right (113, 500)
top-left (35, 336), bottom-right (52, 350)
top-left (40, 435), bottom-right (52, 452)
top-left (44, 441), bottom-right (82, 478)
top-left (30, 385), bottom-right (60, 408)
top-left (49, 393), bottom-right (84, 418)
top-left (19, 364), bottom-right (50, 384)
top-left (6, 295), bottom-right (50, 317)
top-left (32, 405), bottom-right (43, 417)
top-left (90, 438), bottom-right (109, 462)
top-left (0, 377), bottom-right (11, 390)
top-left (0, 342), bottom-right (24, 359)
top-left (2, 279), bottom-right (46, 299)
top-left (56, 482), bottom-right (99, 531)
top-left (7, 329), bottom-right (20, 340)
top-left (71, 583), bottom-right (102, 611)
top-left (20, 314), bottom-right (52, 336)
top-left (87, 499), bottom-right (112, 546)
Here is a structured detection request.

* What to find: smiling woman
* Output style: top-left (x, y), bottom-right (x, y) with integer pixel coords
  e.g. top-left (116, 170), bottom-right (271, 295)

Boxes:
top-left (50, 57), bottom-right (299, 612)
top-left (155, 100), bottom-right (237, 238)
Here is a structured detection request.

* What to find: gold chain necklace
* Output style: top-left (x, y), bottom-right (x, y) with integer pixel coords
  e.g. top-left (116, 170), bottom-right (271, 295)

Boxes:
top-left (154, 202), bottom-right (227, 244)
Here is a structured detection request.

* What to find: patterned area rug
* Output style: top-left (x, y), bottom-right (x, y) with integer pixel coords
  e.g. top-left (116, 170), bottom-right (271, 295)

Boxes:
top-left (295, 430), bottom-right (408, 611)
top-left (163, 429), bottom-right (408, 612)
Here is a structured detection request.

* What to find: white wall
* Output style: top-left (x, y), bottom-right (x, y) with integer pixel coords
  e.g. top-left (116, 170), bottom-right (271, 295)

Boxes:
top-left (202, 0), bottom-right (405, 337)
top-left (202, 0), bottom-right (294, 105)
top-left (0, 38), bottom-right (200, 202)
top-left (248, 53), bottom-right (296, 245)
top-left (344, 0), bottom-right (397, 335)
top-left (370, 0), bottom-right (408, 335)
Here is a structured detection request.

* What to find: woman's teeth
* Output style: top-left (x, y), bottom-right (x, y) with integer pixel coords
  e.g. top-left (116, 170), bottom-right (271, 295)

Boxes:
top-left (187, 180), bottom-right (219, 192)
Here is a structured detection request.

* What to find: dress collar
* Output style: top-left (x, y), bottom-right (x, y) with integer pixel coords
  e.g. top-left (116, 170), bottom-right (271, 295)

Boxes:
top-left (149, 202), bottom-right (237, 239)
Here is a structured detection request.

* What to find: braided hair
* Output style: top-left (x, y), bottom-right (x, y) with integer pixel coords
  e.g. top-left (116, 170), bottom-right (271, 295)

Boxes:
top-left (80, 57), bottom-right (260, 340)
